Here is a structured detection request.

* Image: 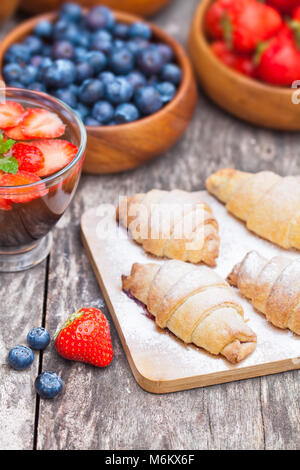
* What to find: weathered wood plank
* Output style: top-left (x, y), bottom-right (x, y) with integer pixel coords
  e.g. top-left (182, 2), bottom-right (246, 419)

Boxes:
top-left (0, 263), bottom-right (46, 450)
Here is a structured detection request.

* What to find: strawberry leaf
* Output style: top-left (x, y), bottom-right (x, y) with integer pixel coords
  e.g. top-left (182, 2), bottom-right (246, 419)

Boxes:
top-left (0, 155), bottom-right (19, 175)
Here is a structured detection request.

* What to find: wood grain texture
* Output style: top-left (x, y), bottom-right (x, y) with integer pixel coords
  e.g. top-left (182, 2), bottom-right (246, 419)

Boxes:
top-left (0, 0), bottom-right (300, 450)
top-left (0, 263), bottom-right (46, 450)
top-left (0, 11), bottom-right (197, 174)
top-left (20, 0), bottom-right (172, 17)
top-left (0, 1), bottom-right (19, 23)
top-left (189, 0), bottom-right (300, 131)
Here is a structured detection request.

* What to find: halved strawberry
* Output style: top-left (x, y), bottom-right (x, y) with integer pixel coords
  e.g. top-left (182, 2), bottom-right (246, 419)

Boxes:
top-left (5, 124), bottom-right (30, 141)
top-left (12, 143), bottom-right (45, 174)
top-left (21, 108), bottom-right (66, 139)
top-left (0, 101), bottom-right (25, 129)
top-left (0, 170), bottom-right (48, 203)
top-left (33, 140), bottom-right (78, 177)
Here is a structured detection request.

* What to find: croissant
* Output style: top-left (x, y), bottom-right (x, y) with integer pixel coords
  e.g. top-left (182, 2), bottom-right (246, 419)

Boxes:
top-left (122, 260), bottom-right (257, 363)
top-left (206, 168), bottom-right (300, 250)
top-left (228, 251), bottom-right (300, 335)
top-left (117, 189), bottom-right (220, 267)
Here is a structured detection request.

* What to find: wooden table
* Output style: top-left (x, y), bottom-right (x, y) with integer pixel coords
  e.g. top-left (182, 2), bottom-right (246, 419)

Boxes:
top-left (1, 0), bottom-right (299, 451)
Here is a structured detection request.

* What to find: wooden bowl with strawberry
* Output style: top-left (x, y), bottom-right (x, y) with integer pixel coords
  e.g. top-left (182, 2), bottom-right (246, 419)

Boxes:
top-left (189, 0), bottom-right (300, 131)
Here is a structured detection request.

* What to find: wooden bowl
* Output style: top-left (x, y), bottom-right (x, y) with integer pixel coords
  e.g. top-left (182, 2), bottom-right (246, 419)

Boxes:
top-left (189, 0), bottom-right (300, 131)
top-left (0, 11), bottom-right (197, 174)
top-left (0, 0), bottom-right (19, 23)
top-left (20, 0), bottom-right (172, 17)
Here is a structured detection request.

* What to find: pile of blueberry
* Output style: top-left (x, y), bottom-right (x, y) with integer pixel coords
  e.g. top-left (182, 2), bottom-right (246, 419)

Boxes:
top-left (2, 3), bottom-right (182, 126)
top-left (8, 326), bottom-right (63, 399)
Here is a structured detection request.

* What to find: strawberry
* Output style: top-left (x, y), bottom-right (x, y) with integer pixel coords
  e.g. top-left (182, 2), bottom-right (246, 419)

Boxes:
top-left (4, 124), bottom-right (31, 141)
top-left (205, 0), bottom-right (234, 39)
top-left (211, 41), bottom-right (256, 77)
top-left (206, 0), bottom-right (283, 53)
top-left (267, 0), bottom-right (300, 14)
top-left (21, 108), bottom-right (66, 139)
top-left (12, 143), bottom-right (44, 174)
top-left (0, 170), bottom-right (47, 203)
top-left (33, 139), bottom-right (78, 177)
top-left (0, 101), bottom-right (25, 129)
top-left (255, 27), bottom-right (300, 85)
top-left (54, 308), bottom-right (113, 368)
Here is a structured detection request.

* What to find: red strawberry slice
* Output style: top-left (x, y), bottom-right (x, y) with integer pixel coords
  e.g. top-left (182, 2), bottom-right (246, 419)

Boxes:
top-left (21, 108), bottom-right (66, 139)
top-left (54, 308), bottom-right (113, 368)
top-left (0, 101), bottom-right (25, 129)
top-left (33, 139), bottom-right (78, 177)
top-left (5, 124), bottom-right (31, 141)
top-left (12, 143), bottom-right (45, 174)
top-left (0, 170), bottom-right (48, 203)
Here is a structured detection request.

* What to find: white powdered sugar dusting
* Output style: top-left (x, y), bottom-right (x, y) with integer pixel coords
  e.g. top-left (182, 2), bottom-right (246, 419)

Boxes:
top-left (82, 192), bottom-right (300, 383)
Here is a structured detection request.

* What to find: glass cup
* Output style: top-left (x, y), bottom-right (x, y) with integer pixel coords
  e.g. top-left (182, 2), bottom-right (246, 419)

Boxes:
top-left (0, 88), bottom-right (87, 272)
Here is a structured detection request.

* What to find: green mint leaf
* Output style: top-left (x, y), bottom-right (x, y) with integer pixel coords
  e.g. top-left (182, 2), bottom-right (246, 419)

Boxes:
top-left (0, 139), bottom-right (16, 154)
top-left (0, 155), bottom-right (19, 174)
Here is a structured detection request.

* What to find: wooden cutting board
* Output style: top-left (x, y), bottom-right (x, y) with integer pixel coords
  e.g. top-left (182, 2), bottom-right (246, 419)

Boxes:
top-left (81, 191), bottom-right (300, 394)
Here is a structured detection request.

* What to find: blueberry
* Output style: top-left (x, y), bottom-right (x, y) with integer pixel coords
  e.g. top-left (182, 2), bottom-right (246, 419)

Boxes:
top-left (4, 44), bottom-right (31, 64)
top-left (129, 22), bottom-right (152, 40)
top-left (109, 47), bottom-right (135, 75)
top-left (53, 88), bottom-right (78, 108)
top-left (36, 57), bottom-right (53, 81)
top-left (98, 71), bottom-right (115, 84)
top-left (3, 63), bottom-right (23, 83)
top-left (105, 77), bottom-right (134, 104)
top-left (23, 35), bottom-right (43, 55)
top-left (28, 82), bottom-right (46, 92)
top-left (84, 116), bottom-right (101, 126)
top-left (113, 22), bottom-right (129, 39)
top-left (51, 40), bottom-right (74, 60)
top-left (92, 30), bottom-right (113, 43)
top-left (8, 345), bottom-right (34, 371)
top-left (156, 81), bottom-right (176, 103)
top-left (127, 38), bottom-right (149, 57)
top-left (79, 78), bottom-right (104, 104)
top-left (113, 39), bottom-right (125, 50)
top-left (53, 19), bottom-right (69, 40)
top-left (34, 20), bottom-right (53, 39)
top-left (27, 327), bottom-right (50, 350)
top-left (75, 102), bottom-right (90, 120)
top-left (134, 85), bottom-right (163, 115)
top-left (92, 100), bottom-right (114, 124)
top-left (75, 32), bottom-right (91, 49)
top-left (43, 59), bottom-right (75, 88)
top-left (35, 371), bottom-right (63, 399)
top-left (126, 70), bottom-right (146, 90)
top-left (20, 65), bottom-right (38, 86)
top-left (75, 62), bottom-right (94, 84)
top-left (59, 2), bottom-right (83, 23)
top-left (90, 37), bottom-right (113, 55)
top-left (115, 103), bottom-right (140, 124)
top-left (157, 43), bottom-right (174, 64)
top-left (137, 47), bottom-right (164, 76)
top-left (30, 55), bottom-right (44, 67)
top-left (74, 47), bottom-right (88, 62)
top-left (161, 63), bottom-right (182, 85)
top-left (85, 6), bottom-right (115, 31)
top-left (86, 51), bottom-right (107, 74)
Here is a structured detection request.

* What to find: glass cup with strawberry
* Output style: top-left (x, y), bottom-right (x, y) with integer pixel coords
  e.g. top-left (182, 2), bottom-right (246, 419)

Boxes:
top-left (0, 88), bottom-right (87, 272)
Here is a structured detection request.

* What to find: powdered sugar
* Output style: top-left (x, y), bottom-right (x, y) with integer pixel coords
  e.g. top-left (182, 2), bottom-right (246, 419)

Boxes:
top-left (81, 192), bottom-right (300, 385)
